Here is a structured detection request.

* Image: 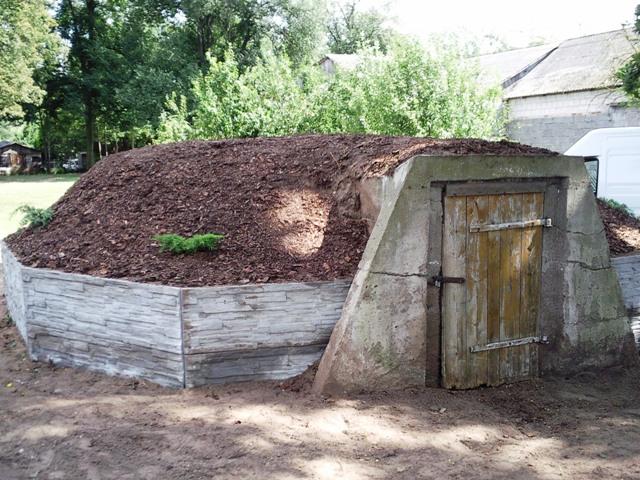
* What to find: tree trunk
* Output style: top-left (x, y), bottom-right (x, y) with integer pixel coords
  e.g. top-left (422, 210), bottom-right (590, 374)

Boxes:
top-left (84, 0), bottom-right (97, 168)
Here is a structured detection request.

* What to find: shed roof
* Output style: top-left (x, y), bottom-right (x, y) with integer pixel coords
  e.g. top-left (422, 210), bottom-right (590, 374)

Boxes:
top-left (0, 141), bottom-right (40, 153)
top-left (504, 29), bottom-right (636, 99)
top-left (475, 43), bottom-right (557, 88)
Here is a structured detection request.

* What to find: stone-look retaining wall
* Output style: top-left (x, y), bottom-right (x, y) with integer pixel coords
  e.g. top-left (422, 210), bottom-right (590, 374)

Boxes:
top-left (182, 282), bottom-right (351, 387)
top-left (1, 242), bottom-right (350, 387)
top-left (3, 244), bottom-right (26, 340)
top-left (612, 254), bottom-right (640, 349)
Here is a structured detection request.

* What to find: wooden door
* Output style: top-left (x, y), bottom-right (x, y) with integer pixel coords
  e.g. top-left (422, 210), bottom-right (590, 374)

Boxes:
top-left (441, 191), bottom-right (546, 389)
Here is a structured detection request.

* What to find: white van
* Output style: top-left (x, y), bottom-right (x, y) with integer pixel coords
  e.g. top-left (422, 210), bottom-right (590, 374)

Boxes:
top-left (565, 127), bottom-right (640, 216)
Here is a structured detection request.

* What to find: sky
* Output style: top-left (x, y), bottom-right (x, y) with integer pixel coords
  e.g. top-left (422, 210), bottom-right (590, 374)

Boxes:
top-left (362, 0), bottom-right (638, 49)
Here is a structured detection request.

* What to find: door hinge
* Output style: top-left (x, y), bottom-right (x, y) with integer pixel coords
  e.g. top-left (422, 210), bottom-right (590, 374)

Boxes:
top-left (470, 335), bottom-right (549, 353)
top-left (431, 275), bottom-right (466, 288)
top-left (469, 217), bottom-right (553, 233)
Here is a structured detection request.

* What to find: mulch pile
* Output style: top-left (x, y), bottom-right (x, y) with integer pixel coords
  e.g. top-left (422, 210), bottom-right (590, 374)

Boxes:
top-left (6, 134), bottom-right (555, 286)
top-left (597, 199), bottom-right (640, 256)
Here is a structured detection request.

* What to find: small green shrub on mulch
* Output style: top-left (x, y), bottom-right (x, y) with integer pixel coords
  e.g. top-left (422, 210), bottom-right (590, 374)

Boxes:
top-left (13, 205), bottom-right (54, 228)
top-left (600, 198), bottom-right (638, 219)
top-left (153, 233), bottom-right (224, 254)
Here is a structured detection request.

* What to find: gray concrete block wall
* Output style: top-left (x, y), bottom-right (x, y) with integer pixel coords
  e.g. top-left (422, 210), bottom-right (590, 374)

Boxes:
top-left (1, 241), bottom-right (350, 388)
top-left (612, 254), bottom-right (640, 349)
top-left (182, 281), bottom-right (350, 386)
top-left (506, 91), bottom-right (640, 153)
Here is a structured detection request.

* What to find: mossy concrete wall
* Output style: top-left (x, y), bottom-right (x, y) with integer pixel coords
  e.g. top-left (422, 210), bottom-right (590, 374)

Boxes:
top-left (314, 155), bottom-right (638, 394)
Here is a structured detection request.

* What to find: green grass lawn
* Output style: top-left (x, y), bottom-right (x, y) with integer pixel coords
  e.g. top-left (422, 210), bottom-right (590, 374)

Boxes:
top-left (0, 174), bottom-right (80, 239)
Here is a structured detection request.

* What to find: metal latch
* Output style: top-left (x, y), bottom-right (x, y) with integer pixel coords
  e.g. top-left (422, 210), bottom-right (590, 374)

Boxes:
top-left (431, 275), bottom-right (466, 288)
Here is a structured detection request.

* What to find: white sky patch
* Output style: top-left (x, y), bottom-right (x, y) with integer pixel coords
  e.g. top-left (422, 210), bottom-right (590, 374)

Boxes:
top-left (361, 0), bottom-right (638, 48)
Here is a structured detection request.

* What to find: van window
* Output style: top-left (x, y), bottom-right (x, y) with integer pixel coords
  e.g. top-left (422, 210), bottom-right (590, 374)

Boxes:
top-left (584, 157), bottom-right (598, 195)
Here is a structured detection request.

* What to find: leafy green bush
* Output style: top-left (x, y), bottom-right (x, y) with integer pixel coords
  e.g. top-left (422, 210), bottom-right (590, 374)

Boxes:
top-left (13, 205), bottom-right (54, 228)
top-left (155, 39), bottom-right (503, 143)
top-left (601, 198), bottom-right (638, 219)
top-left (153, 233), bottom-right (224, 254)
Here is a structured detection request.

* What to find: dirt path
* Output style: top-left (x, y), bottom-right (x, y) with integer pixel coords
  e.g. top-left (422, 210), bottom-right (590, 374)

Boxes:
top-left (1, 287), bottom-right (640, 479)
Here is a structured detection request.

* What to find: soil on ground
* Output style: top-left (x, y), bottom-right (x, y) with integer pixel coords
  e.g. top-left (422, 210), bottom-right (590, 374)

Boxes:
top-left (0, 288), bottom-right (639, 480)
top-left (5, 134), bottom-right (554, 287)
top-left (597, 199), bottom-right (640, 256)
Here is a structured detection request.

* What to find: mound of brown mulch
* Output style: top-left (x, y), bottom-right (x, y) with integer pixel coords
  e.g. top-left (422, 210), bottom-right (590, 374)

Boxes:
top-left (597, 199), bottom-right (640, 256)
top-left (6, 134), bottom-right (555, 286)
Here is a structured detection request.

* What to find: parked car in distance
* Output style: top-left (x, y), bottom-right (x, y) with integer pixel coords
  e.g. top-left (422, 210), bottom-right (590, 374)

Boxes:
top-left (565, 127), bottom-right (640, 216)
top-left (62, 152), bottom-right (87, 172)
top-left (62, 158), bottom-right (82, 172)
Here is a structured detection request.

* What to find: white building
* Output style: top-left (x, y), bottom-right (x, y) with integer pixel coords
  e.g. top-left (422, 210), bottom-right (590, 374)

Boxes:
top-left (478, 29), bottom-right (640, 153)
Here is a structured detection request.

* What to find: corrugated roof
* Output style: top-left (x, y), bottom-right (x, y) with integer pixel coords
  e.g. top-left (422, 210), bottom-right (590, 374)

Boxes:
top-left (504, 29), bottom-right (636, 99)
top-left (475, 44), bottom-right (557, 88)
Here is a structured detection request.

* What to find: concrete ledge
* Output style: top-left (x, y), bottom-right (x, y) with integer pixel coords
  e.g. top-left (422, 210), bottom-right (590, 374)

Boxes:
top-left (1, 242), bottom-right (350, 387)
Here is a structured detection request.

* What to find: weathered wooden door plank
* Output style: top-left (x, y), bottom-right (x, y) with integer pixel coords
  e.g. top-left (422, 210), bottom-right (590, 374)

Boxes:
top-left (498, 194), bottom-right (523, 384)
top-left (466, 195), bottom-right (489, 387)
top-left (486, 195), bottom-right (502, 386)
top-left (442, 196), bottom-right (468, 389)
top-left (520, 192), bottom-right (544, 379)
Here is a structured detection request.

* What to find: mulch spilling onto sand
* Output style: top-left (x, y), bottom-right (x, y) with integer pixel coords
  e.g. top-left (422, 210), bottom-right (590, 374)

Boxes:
top-left (597, 199), bottom-right (640, 256)
top-left (6, 134), bottom-right (555, 286)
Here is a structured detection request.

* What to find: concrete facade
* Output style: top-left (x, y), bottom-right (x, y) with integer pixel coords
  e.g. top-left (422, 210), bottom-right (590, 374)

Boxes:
top-left (1, 242), bottom-right (350, 387)
top-left (506, 90), bottom-right (640, 153)
top-left (314, 154), bottom-right (638, 394)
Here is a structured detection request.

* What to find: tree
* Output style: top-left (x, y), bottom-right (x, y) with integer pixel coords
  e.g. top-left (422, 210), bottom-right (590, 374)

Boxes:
top-left (306, 39), bottom-right (503, 137)
top-left (326, 0), bottom-right (392, 54)
top-left (274, 0), bottom-right (327, 67)
top-left (178, 0), bottom-right (325, 69)
top-left (617, 5), bottom-right (640, 101)
top-left (0, 0), bottom-right (58, 120)
top-left (56, 0), bottom-right (100, 166)
top-left (156, 39), bottom-right (503, 142)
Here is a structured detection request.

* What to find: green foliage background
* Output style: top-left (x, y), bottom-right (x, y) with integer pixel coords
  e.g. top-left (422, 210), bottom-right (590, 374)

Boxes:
top-left (1, 0), bottom-right (504, 164)
top-left (157, 40), bottom-right (502, 142)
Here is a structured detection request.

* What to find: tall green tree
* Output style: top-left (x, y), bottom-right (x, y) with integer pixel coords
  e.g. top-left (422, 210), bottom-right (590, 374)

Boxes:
top-left (178, 0), bottom-right (324, 69)
top-left (326, 0), bottom-right (392, 54)
top-left (0, 0), bottom-right (58, 120)
top-left (56, 0), bottom-right (101, 166)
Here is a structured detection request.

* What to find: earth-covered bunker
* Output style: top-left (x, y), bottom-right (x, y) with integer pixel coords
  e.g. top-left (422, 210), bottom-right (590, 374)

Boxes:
top-left (314, 152), bottom-right (638, 393)
top-left (1, 135), bottom-right (636, 389)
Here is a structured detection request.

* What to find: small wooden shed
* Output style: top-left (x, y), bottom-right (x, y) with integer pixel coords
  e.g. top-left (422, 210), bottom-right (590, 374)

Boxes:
top-left (0, 141), bottom-right (42, 173)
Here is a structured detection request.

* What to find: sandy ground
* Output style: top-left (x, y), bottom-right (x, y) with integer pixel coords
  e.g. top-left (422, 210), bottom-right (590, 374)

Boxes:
top-left (1, 283), bottom-right (640, 479)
